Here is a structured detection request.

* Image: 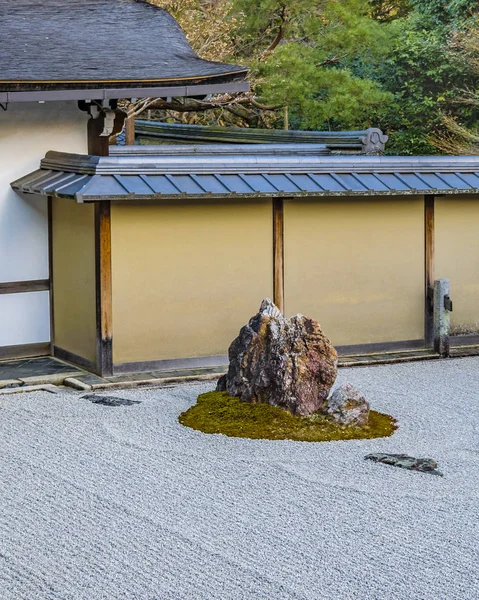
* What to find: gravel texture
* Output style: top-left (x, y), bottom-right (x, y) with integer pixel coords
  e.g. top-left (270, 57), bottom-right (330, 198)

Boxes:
top-left (0, 357), bottom-right (478, 600)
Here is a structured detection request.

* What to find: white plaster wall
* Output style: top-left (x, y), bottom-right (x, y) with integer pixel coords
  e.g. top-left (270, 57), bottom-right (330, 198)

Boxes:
top-left (0, 292), bottom-right (50, 346)
top-left (0, 101), bottom-right (88, 347)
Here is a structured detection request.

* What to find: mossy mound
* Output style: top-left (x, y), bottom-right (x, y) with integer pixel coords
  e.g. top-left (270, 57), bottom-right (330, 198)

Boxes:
top-left (179, 391), bottom-right (397, 442)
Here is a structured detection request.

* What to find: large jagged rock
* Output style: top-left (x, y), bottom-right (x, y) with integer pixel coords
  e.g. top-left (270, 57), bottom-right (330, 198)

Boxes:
top-left (217, 298), bottom-right (338, 416)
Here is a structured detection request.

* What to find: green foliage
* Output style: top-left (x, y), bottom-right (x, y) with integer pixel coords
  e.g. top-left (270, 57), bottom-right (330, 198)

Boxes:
top-left (179, 391), bottom-right (398, 442)
top-left (234, 0), bottom-right (395, 130)
top-left (150, 0), bottom-right (479, 153)
top-left (409, 0), bottom-right (477, 24)
top-left (258, 47), bottom-right (392, 129)
top-left (370, 6), bottom-right (479, 154)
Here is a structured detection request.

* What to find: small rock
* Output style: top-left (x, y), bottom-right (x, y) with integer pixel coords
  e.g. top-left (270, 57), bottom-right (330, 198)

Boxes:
top-left (217, 298), bottom-right (338, 416)
top-left (83, 394), bottom-right (141, 407)
top-left (365, 453), bottom-right (443, 476)
top-left (324, 383), bottom-right (369, 426)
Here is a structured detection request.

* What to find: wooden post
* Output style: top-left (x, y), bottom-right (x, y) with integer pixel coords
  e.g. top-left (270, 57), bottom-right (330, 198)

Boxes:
top-left (48, 196), bottom-right (55, 355)
top-left (125, 115), bottom-right (136, 145)
top-left (284, 106), bottom-right (289, 131)
top-left (434, 278), bottom-right (451, 357)
top-left (95, 202), bottom-right (113, 376)
top-left (425, 195), bottom-right (435, 347)
top-left (273, 198), bottom-right (285, 313)
top-left (88, 107), bottom-right (125, 375)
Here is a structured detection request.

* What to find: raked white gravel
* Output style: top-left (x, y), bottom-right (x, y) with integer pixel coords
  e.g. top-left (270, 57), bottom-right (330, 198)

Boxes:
top-left (0, 357), bottom-right (478, 600)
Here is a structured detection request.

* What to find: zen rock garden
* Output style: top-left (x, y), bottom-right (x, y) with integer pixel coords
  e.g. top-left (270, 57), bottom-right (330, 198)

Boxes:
top-left (180, 299), bottom-right (397, 443)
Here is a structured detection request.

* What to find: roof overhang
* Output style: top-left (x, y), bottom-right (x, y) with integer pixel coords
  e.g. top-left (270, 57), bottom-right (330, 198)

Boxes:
top-left (1, 0), bottom-right (249, 103)
top-left (11, 149), bottom-right (479, 203)
top-left (0, 81), bottom-right (249, 104)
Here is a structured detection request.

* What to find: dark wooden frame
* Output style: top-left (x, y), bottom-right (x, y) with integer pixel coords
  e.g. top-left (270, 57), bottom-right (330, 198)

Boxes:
top-left (113, 354), bottom-right (229, 375)
top-left (336, 339), bottom-right (425, 356)
top-left (47, 196), bottom-right (55, 355)
top-left (424, 195), bottom-right (435, 347)
top-left (0, 342), bottom-right (50, 361)
top-left (0, 280), bottom-right (49, 295)
top-left (53, 346), bottom-right (97, 372)
top-left (450, 334), bottom-right (479, 347)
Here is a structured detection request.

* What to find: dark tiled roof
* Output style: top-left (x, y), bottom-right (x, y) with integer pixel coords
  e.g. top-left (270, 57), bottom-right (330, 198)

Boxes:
top-left (0, 0), bottom-right (247, 91)
top-left (133, 121), bottom-right (389, 154)
top-left (11, 149), bottom-right (479, 202)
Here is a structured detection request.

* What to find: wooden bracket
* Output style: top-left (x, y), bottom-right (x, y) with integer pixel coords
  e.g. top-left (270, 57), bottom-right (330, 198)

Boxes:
top-left (87, 109), bottom-right (127, 156)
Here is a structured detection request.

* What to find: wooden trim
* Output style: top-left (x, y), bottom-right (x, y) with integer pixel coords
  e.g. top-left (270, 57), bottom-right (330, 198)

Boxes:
top-left (0, 279), bottom-right (49, 295)
top-left (113, 341), bottom-right (428, 374)
top-left (53, 346), bottom-right (97, 372)
top-left (450, 334), bottom-right (479, 347)
top-left (48, 197), bottom-right (55, 354)
top-left (95, 202), bottom-right (113, 377)
top-left (273, 197), bottom-right (284, 313)
top-left (336, 339), bottom-right (425, 356)
top-left (113, 354), bottom-right (229, 375)
top-left (0, 342), bottom-right (50, 361)
top-left (425, 195), bottom-right (435, 347)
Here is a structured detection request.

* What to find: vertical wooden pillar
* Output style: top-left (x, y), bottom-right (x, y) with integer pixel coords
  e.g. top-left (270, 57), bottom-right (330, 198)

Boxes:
top-left (125, 116), bottom-right (136, 145)
top-left (95, 202), bottom-right (113, 376)
top-left (273, 198), bottom-right (285, 313)
top-left (425, 195), bottom-right (435, 347)
top-left (47, 196), bottom-right (55, 355)
top-left (88, 108), bottom-right (126, 375)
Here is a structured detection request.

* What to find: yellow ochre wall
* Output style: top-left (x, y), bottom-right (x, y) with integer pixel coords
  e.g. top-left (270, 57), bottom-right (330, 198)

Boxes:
top-left (435, 196), bottom-right (479, 335)
top-left (111, 200), bottom-right (273, 363)
top-left (283, 196), bottom-right (425, 346)
top-left (52, 199), bottom-right (96, 362)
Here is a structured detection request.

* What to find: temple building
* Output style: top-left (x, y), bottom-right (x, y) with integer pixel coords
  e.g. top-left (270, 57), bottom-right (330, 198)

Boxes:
top-left (2, 0), bottom-right (479, 376)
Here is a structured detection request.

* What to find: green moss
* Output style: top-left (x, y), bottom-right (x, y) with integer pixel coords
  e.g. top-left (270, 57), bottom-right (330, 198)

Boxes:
top-left (179, 391), bottom-right (397, 442)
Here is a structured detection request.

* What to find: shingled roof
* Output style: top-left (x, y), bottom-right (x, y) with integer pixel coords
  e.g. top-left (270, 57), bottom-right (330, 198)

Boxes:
top-left (0, 0), bottom-right (248, 101)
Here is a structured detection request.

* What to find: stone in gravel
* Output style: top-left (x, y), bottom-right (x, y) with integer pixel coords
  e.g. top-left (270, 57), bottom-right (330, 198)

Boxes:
top-left (324, 383), bottom-right (370, 426)
top-left (83, 394), bottom-right (141, 407)
top-left (365, 453), bottom-right (443, 476)
top-left (217, 298), bottom-right (338, 416)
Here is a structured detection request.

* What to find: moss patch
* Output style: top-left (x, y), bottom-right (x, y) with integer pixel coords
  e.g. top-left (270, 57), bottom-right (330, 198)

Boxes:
top-left (179, 391), bottom-right (397, 442)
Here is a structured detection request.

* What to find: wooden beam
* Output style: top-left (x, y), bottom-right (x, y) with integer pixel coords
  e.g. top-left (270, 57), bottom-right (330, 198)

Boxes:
top-left (87, 113), bottom-right (110, 157)
top-left (0, 279), bottom-right (49, 295)
top-left (425, 195), bottom-right (435, 347)
top-left (0, 342), bottom-right (50, 361)
top-left (95, 201), bottom-right (113, 376)
top-left (53, 346), bottom-right (97, 373)
top-left (87, 109), bottom-right (127, 157)
top-left (273, 198), bottom-right (284, 313)
top-left (48, 196), bottom-right (55, 355)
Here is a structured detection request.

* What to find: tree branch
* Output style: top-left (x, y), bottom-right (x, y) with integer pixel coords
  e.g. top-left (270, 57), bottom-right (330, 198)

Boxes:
top-left (260, 5), bottom-right (288, 60)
